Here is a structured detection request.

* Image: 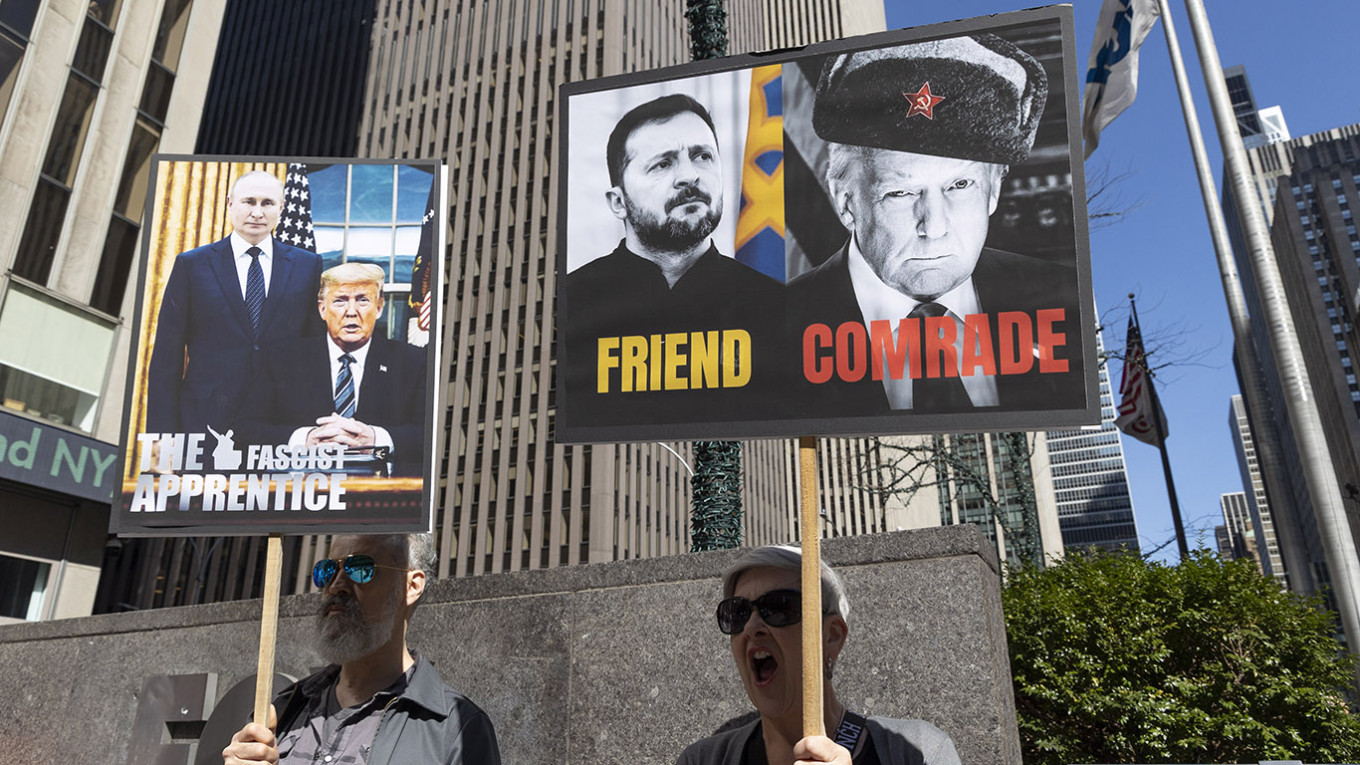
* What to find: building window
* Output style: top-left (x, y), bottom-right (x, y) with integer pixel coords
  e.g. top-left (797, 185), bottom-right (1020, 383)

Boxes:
top-left (14, 74), bottom-right (99, 284)
top-left (14, 0), bottom-right (126, 286)
top-left (90, 119), bottom-right (160, 315)
top-left (90, 0), bottom-right (194, 315)
top-left (310, 163), bottom-right (435, 339)
top-left (0, 281), bottom-right (116, 432)
top-left (0, 31), bottom-right (24, 129)
top-left (44, 76), bottom-right (101, 187)
top-left (71, 14), bottom-right (114, 82)
top-left (0, 553), bottom-right (50, 621)
top-left (0, 0), bottom-right (41, 128)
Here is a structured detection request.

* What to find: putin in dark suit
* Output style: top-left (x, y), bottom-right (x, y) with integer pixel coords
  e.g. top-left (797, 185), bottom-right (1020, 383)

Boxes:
top-left (246, 263), bottom-right (428, 476)
top-left (146, 170), bottom-right (323, 436)
top-left (788, 34), bottom-right (1084, 416)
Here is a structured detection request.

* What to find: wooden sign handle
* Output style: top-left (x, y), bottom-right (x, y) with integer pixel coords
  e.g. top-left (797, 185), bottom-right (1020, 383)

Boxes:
top-left (253, 533), bottom-right (284, 727)
top-left (798, 436), bottom-right (825, 738)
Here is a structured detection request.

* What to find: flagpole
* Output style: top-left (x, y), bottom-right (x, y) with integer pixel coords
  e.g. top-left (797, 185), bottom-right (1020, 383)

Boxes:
top-left (1151, 0), bottom-right (1310, 585)
top-left (1130, 297), bottom-right (1188, 560)
top-left (1179, 0), bottom-right (1360, 675)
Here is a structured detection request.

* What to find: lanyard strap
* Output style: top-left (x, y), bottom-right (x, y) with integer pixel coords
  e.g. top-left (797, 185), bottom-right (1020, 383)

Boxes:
top-left (831, 710), bottom-right (869, 758)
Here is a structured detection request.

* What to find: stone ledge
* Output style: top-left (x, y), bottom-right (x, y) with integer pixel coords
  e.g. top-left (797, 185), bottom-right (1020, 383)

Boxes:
top-left (0, 525), bottom-right (996, 644)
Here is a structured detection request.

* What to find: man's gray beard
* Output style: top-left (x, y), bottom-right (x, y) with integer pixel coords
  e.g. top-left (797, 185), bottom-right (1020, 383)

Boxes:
top-left (627, 197), bottom-right (721, 253)
top-left (315, 593), bottom-right (399, 665)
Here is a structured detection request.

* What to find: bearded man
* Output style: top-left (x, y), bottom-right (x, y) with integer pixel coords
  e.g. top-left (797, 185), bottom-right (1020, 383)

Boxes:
top-left (223, 534), bottom-right (501, 764)
top-left (560, 93), bottom-right (784, 433)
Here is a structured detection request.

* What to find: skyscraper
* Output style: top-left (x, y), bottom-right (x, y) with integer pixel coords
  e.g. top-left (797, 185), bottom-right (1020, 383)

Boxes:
top-left (0, 0), bottom-right (233, 619)
top-left (1217, 491), bottom-right (1261, 570)
top-left (1221, 63), bottom-right (1360, 598)
top-left (1046, 332), bottom-right (1140, 553)
top-left (855, 432), bottom-right (1066, 567)
top-left (1228, 393), bottom-right (1284, 581)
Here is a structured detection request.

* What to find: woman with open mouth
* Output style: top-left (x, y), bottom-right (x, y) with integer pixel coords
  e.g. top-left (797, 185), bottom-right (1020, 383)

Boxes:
top-left (677, 545), bottom-right (960, 765)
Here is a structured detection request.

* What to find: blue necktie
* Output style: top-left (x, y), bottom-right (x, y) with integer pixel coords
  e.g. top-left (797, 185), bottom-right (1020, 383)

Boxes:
top-left (245, 246), bottom-right (265, 337)
top-left (908, 302), bottom-right (973, 410)
top-left (334, 354), bottom-right (357, 418)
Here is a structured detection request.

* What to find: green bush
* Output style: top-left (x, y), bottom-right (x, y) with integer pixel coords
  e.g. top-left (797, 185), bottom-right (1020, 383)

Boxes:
top-left (1003, 550), bottom-right (1360, 763)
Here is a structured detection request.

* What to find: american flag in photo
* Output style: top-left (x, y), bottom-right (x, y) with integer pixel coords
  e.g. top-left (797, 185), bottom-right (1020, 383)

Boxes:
top-left (275, 163), bottom-right (316, 251)
top-left (408, 183), bottom-right (436, 331)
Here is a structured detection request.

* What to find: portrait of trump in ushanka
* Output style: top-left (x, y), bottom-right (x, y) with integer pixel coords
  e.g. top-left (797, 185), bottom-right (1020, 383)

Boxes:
top-left (788, 33), bottom-right (1084, 417)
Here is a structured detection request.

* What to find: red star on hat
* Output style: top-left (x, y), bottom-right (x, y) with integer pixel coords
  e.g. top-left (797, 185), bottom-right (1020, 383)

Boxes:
top-left (903, 82), bottom-right (945, 120)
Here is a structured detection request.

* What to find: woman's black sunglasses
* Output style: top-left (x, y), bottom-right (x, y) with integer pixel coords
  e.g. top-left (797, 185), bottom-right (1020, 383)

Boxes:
top-left (716, 589), bottom-right (802, 634)
top-left (312, 554), bottom-right (408, 588)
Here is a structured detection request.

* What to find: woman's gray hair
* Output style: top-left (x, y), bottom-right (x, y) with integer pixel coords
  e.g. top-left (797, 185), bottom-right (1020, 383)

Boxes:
top-left (722, 544), bottom-right (850, 621)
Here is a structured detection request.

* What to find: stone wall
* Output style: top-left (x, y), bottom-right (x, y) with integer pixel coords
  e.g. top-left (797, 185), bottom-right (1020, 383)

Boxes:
top-left (0, 525), bottom-right (1020, 764)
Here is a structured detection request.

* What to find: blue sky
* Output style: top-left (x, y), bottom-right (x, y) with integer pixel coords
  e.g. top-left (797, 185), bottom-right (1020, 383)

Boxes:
top-left (880, 0), bottom-right (1360, 559)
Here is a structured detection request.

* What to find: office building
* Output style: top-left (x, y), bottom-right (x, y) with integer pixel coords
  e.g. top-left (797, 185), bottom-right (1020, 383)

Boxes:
top-left (1228, 393), bottom-right (1284, 581)
top-left (853, 432), bottom-right (1066, 567)
top-left (0, 0), bottom-right (230, 620)
top-left (1225, 66), bottom-right (1289, 151)
top-left (1217, 491), bottom-right (1261, 570)
top-left (1221, 63), bottom-right (1360, 598)
top-left (1045, 331), bottom-right (1140, 553)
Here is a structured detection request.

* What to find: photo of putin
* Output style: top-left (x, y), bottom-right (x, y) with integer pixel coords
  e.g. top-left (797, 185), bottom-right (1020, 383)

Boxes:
top-left (146, 170), bottom-right (323, 436)
top-left (561, 92), bottom-right (783, 432)
top-left (788, 33), bottom-right (1084, 416)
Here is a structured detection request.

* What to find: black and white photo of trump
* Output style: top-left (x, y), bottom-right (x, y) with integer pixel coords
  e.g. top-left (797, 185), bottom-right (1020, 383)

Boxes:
top-left (785, 30), bottom-right (1087, 418)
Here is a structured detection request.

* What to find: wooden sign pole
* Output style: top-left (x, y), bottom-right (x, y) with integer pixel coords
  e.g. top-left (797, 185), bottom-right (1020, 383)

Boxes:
top-left (253, 533), bottom-right (284, 727)
top-left (798, 435), bottom-right (825, 738)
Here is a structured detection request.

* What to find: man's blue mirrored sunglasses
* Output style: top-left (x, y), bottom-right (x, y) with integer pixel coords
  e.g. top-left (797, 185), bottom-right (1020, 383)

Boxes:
top-left (312, 554), bottom-right (408, 588)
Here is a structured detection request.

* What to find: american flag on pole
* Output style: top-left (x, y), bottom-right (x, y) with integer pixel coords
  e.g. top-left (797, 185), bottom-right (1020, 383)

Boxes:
top-left (275, 163), bottom-right (316, 251)
top-left (1115, 316), bottom-right (1166, 446)
top-left (1082, 0), bottom-right (1160, 158)
top-left (408, 183), bottom-right (436, 331)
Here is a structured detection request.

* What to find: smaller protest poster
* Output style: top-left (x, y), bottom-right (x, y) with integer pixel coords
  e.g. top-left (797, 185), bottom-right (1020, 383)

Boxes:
top-left (111, 157), bottom-right (443, 536)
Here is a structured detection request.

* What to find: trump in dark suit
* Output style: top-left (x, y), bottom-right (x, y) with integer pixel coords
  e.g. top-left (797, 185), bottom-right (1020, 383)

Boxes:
top-left (246, 262), bottom-right (428, 476)
top-left (146, 170), bottom-right (323, 435)
top-left (789, 34), bottom-right (1084, 416)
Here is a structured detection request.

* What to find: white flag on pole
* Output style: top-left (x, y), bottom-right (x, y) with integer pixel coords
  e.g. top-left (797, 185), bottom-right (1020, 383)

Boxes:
top-left (1082, 0), bottom-right (1161, 158)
